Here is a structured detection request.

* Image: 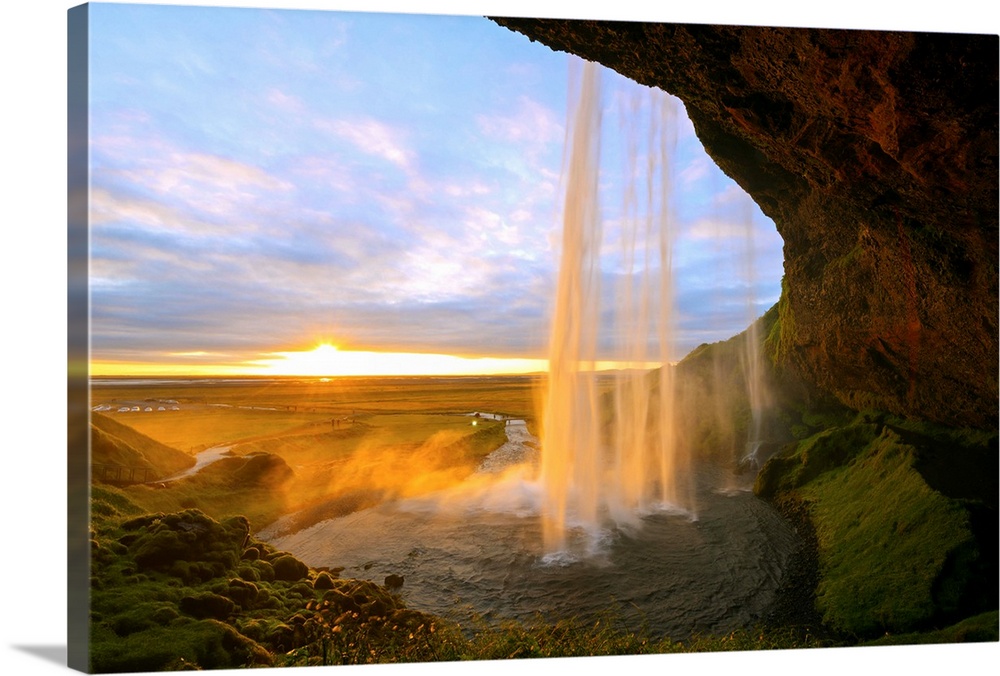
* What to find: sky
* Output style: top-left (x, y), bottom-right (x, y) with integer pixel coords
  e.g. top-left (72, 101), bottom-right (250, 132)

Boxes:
top-left (87, 1), bottom-right (787, 376)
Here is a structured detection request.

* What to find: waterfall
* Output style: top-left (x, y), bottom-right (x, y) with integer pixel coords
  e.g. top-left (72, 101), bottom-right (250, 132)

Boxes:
top-left (539, 59), bottom-right (693, 555)
top-left (539, 58), bottom-right (605, 554)
top-left (738, 193), bottom-right (768, 469)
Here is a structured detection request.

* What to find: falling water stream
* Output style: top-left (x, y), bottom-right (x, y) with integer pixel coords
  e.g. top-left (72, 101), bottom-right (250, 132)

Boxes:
top-left (265, 58), bottom-right (796, 638)
top-left (738, 187), bottom-right (770, 470)
top-left (539, 59), bottom-right (693, 555)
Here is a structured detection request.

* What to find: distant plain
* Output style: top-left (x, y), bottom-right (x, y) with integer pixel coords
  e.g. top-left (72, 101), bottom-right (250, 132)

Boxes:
top-left (90, 375), bottom-right (547, 531)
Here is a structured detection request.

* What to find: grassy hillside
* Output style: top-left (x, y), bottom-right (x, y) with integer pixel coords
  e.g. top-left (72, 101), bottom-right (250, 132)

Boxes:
top-left (91, 412), bottom-right (195, 480)
top-left (753, 415), bottom-right (996, 640)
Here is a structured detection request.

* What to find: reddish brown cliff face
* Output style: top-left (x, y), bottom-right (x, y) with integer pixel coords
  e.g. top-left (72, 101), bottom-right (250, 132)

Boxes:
top-left (493, 19), bottom-right (998, 428)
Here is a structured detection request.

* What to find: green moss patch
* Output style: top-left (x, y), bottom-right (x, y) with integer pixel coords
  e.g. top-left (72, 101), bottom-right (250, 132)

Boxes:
top-left (90, 618), bottom-right (272, 672)
top-left (760, 421), bottom-right (984, 638)
top-left (755, 424), bottom-right (879, 498)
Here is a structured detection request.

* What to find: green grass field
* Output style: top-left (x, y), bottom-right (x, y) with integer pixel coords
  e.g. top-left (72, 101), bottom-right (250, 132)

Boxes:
top-left (91, 376), bottom-right (538, 530)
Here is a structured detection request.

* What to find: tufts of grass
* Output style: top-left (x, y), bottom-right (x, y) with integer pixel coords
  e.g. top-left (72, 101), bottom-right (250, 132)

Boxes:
top-left (861, 610), bottom-right (999, 645)
top-left (462, 614), bottom-right (661, 660)
top-left (91, 485), bottom-right (145, 520)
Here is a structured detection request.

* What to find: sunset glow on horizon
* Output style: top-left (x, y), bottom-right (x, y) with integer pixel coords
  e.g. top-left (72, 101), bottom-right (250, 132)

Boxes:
top-left (251, 343), bottom-right (550, 377)
top-left (90, 342), bottom-right (549, 378)
top-left (89, 342), bottom-right (673, 378)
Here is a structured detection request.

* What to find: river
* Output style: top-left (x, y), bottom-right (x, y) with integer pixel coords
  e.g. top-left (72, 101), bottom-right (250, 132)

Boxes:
top-left (263, 418), bottom-right (800, 638)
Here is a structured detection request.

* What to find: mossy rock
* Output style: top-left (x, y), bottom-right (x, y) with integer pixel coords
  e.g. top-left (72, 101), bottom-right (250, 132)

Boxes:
top-left (150, 605), bottom-right (181, 626)
top-left (110, 602), bottom-right (178, 637)
top-left (235, 617), bottom-right (279, 646)
top-left (755, 424), bottom-right (879, 498)
top-left (179, 592), bottom-right (236, 621)
top-left (264, 549), bottom-right (293, 562)
top-left (129, 510), bottom-right (248, 573)
top-left (237, 564), bottom-right (260, 582)
top-left (117, 532), bottom-right (141, 548)
top-left (266, 622), bottom-right (295, 652)
top-left (168, 559), bottom-right (227, 585)
top-left (224, 578), bottom-right (260, 608)
top-left (272, 554), bottom-right (309, 582)
top-left (252, 559), bottom-right (275, 582)
top-left (322, 588), bottom-right (360, 613)
top-left (121, 513), bottom-right (166, 532)
top-left (313, 571), bottom-right (337, 590)
top-left (803, 427), bottom-right (978, 636)
top-left (288, 581), bottom-right (315, 598)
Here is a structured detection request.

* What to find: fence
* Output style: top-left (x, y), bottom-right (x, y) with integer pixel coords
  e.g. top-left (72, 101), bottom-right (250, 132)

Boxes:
top-left (92, 463), bottom-right (157, 485)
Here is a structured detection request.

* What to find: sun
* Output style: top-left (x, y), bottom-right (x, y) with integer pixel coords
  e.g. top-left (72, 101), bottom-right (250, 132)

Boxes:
top-left (260, 343), bottom-right (349, 376)
top-left (312, 343), bottom-right (339, 358)
top-left (248, 342), bottom-right (548, 377)
top-left (252, 342), bottom-right (406, 377)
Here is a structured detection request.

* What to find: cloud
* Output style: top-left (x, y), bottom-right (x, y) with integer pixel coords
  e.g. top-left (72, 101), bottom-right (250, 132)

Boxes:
top-left (90, 187), bottom-right (179, 230)
top-left (142, 152), bottom-right (292, 201)
top-left (265, 87), bottom-right (306, 114)
top-left (289, 156), bottom-right (360, 197)
top-left (461, 206), bottom-right (523, 247)
top-left (476, 96), bottom-right (564, 147)
top-left (443, 181), bottom-right (492, 198)
top-left (92, 131), bottom-right (296, 230)
top-left (677, 155), bottom-right (715, 188)
top-left (315, 117), bottom-right (413, 169)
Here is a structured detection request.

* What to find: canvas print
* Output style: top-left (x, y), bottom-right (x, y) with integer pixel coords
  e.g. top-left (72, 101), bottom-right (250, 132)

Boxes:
top-left (68, 2), bottom-right (998, 673)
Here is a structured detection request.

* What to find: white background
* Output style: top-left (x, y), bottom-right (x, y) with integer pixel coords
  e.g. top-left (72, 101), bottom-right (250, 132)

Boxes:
top-left (2, 1), bottom-right (997, 675)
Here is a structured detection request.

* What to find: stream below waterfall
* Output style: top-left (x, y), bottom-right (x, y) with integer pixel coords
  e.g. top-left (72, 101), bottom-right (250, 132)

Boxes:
top-left (263, 420), bottom-right (800, 639)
